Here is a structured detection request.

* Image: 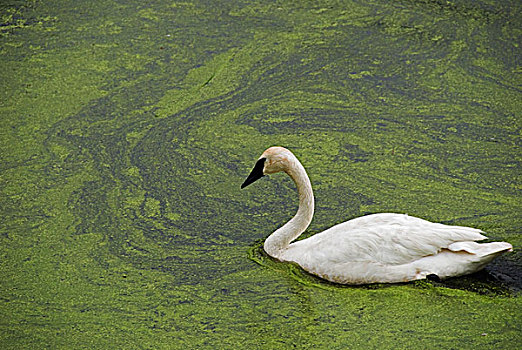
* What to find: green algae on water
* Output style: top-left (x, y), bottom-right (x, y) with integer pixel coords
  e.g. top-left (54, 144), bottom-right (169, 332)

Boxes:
top-left (1, 0), bottom-right (520, 349)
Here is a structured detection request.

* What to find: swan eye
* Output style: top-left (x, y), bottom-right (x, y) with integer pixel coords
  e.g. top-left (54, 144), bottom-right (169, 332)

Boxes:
top-left (241, 158), bottom-right (266, 189)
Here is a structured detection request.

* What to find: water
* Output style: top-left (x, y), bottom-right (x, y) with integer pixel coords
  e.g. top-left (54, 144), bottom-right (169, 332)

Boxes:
top-left (1, 0), bottom-right (520, 348)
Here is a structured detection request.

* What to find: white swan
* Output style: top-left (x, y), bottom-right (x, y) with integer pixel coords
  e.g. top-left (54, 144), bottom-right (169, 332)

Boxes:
top-left (241, 146), bottom-right (513, 284)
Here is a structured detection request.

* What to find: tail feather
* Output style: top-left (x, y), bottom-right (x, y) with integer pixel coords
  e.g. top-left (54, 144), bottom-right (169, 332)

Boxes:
top-left (448, 241), bottom-right (513, 257)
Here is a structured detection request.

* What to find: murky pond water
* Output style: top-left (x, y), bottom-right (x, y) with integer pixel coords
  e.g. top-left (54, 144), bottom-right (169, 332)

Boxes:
top-left (1, 0), bottom-right (520, 348)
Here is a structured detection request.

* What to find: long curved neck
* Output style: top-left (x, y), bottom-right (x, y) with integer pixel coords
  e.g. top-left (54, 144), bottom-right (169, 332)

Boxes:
top-left (264, 156), bottom-right (314, 259)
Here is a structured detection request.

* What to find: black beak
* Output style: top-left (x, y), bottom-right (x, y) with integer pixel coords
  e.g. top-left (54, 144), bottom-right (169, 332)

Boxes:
top-left (241, 158), bottom-right (266, 189)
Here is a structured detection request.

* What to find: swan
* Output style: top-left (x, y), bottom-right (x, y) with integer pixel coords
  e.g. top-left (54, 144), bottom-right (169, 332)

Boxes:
top-left (241, 146), bottom-right (513, 284)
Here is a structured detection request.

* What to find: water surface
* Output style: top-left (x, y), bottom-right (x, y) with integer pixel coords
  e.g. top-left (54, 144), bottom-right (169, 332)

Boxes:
top-left (1, 0), bottom-right (520, 348)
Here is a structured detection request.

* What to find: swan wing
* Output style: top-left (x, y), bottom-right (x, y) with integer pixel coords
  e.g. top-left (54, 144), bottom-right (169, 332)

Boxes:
top-left (287, 213), bottom-right (488, 266)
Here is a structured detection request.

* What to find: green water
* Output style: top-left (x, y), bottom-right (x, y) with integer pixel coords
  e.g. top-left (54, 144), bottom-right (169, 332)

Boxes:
top-left (1, 0), bottom-right (520, 348)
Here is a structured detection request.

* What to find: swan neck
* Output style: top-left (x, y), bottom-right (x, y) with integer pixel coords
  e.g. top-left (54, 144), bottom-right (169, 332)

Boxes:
top-left (264, 156), bottom-right (314, 259)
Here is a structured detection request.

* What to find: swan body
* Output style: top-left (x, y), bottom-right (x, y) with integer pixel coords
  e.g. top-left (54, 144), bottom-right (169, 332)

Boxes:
top-left (241, 146), bottom-right (512, 285)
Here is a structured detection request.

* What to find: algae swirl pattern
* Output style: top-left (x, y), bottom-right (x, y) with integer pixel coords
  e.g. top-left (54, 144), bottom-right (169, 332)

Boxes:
top-left (1, 0), bottom-right (520, 348)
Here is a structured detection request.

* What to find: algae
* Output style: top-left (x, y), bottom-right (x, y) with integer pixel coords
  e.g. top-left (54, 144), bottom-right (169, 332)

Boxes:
top-left (1, 0), bottom-right (521, 348)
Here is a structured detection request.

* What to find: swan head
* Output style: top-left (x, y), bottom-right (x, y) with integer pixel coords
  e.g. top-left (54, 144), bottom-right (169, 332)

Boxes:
top-left (241, 146), bottom-right (293, 189)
